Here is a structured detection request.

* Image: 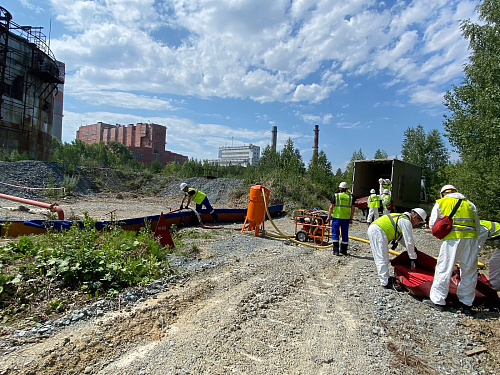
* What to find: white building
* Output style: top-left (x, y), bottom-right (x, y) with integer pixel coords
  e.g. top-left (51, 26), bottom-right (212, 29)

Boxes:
top-left (217, 144), bottom-right (260, 167)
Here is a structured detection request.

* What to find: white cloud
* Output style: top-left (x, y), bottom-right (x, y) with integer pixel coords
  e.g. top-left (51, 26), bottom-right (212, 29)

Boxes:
top-left (407, 85), bottom-right (445, 106)
top-left (296, 112), bottom-right (333, 125)
top-left (18, 0), bottom-right (44, 12)
top-left (47, 0), bottom-right (476, 108)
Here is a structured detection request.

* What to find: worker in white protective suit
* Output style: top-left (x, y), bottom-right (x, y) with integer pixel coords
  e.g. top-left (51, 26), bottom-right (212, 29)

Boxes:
top-left (367, 189), bottom-right (380, 225)
top-left (477, 220), bottom-right (500, 291)
top-left (367, 208), bottom-right (427, 289)
top-left (425, 185), bottom-right (480, 314)
top-left (379, 178), bottom-right (391, 196)
top-left (381, 189), bottom-right (392, 215)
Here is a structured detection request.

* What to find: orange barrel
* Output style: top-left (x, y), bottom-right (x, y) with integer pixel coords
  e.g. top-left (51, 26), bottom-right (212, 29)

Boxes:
top-left (243, 185), bottom-right (270, 236)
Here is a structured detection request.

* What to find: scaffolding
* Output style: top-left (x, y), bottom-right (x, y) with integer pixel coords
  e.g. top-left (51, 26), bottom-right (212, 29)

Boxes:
top-left (0, 6), bottom-right (64, 158)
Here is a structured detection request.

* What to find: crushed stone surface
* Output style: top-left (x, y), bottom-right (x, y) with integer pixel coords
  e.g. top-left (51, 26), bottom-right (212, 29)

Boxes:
top-left (0, 161), bottom-right (498, 375)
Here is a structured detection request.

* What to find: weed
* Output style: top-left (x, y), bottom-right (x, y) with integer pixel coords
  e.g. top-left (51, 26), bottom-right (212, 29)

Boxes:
top-left (0, 212), bottom-right (176, 326)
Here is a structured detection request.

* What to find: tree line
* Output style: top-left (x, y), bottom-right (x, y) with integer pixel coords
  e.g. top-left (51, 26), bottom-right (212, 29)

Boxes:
top-left (0, 1), bottom-right (497, 220)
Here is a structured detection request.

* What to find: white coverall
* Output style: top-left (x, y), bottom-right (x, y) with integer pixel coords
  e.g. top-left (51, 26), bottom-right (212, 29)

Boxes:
top-left (428, 192), bottom-right (480, 306)
top-left (367, 194), bottom-right (380, 224)
top-left (477, 224), bottom-right (500, 291)
top-left (367, 213), bottom-right (417, 286)
top-left (381, 194), bottom-right (391, 215)
top-left (489, 250), bottom-right (500, 290)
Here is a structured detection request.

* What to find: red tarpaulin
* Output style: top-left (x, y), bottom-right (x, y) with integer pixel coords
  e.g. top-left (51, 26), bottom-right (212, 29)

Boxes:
top-left (391, 250), bottom-right (499, 307)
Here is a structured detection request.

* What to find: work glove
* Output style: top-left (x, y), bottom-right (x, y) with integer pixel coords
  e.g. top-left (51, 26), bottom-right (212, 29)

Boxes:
top-left (390, 240), bottom-right (398, 250)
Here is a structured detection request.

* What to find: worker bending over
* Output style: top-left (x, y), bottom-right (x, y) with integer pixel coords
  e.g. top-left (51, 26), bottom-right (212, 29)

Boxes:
top-left (180, 182), bottom-right (218, 222)
top-left (367, 208), bottom-right (427, 288)
top-left (478, 220), bottom-right (500, 291)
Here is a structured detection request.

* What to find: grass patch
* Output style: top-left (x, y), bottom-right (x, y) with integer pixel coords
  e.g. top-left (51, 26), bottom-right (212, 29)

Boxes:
top-left (0, 213), bottom-right (177, 327)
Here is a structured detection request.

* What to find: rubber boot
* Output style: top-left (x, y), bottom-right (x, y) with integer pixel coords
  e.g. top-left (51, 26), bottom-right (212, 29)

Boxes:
top-left (332, 242), bottom-right (340, 256)
top-left (340, 243), bottom-right (348, 256)
top-left (210, 210), bottom-right (219, 223)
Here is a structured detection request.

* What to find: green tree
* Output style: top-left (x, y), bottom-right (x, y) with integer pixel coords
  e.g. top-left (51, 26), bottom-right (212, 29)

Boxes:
top-left (374, 149), bottom-right (388, 159)
top-left (279, 138), bottom-right (305, 175)
top-left (401, 125), bottom-right (449, 200)
top-left (443, 0), bottom-right (500, 219)
top-left (307, 151), bottom-right (334, 191)
top-left (50, 139), bottom-right (85, 166)
top-left (107, 141), bottom-right (133, 167)
top-left (256, 145), bottom-right (280, 175)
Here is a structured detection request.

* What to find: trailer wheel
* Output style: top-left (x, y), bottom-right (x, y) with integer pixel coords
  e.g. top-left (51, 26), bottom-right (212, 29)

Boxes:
top-left (296, 230), bottom-right (309, 242)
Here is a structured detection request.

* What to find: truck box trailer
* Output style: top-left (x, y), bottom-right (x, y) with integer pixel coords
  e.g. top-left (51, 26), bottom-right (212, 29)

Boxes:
top-left (352, 159), bottom-right (431, 214)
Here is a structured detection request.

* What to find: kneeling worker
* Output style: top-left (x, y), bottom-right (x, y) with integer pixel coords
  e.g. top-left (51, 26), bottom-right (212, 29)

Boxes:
top-left (180, 182), bottom-right (218, 221)
top-left (367, 208), bottom-right (427, 288)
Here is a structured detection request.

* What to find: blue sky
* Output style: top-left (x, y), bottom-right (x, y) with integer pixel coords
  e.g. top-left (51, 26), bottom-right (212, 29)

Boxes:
top-left (6, 0), bottom-right (478, 171)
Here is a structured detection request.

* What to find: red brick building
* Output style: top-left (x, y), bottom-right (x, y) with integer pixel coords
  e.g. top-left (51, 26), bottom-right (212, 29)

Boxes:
top-left (76, 122), bottom-right (187, 165)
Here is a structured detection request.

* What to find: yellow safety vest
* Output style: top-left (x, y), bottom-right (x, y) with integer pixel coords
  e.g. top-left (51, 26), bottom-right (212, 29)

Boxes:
top-left (480, 220), bottom-right (500, 247)
top-left (382, 194), bottom-right (391, 207)
top-left (373, 213), bottom-right (410, 242)
top-left (437, 197), bottom-right (477, 240)
top-left (331, 192), bottom-right (352, 219)
top-left (186, 188), bottom-right (206, 205)
top-left (369, 194), bottom-right (380, 208)
top-left (382, 181), bottom-right (391, 191)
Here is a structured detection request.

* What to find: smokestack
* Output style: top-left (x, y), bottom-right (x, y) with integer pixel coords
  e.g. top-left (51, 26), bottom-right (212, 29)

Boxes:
top-left (313, 124), bottom-right (319, 159)
top-left (271, 126), bottom-right (277, 152)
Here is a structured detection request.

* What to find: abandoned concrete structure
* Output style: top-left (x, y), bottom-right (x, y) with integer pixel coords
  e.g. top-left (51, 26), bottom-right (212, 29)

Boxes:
top-left (0, 6), bottom-right (65, 160)
top-left (76, 122), bottom-right (188, 165)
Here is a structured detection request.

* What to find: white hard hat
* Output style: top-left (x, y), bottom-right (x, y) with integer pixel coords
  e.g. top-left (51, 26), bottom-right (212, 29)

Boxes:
top-left (304, 217), bottom-right (311, 223)
top-left (378, 178), bottom-right (384, 184)
top-left (370, 189), bottom-right (376, 194)
top-left (440, 184), bottom-right (457, 194)
top-left (339, 181), bottom-right (348, 189)
top-left (180, 182), bottom-right (188, 191)
top-left (383, 189), bottom-right (389, 194)
top-left (412, 208), bottom-right (427, 222)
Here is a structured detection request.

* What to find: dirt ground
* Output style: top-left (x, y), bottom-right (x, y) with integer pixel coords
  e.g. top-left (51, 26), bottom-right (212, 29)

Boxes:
top-left (0, 193), bottom-right (499, 374)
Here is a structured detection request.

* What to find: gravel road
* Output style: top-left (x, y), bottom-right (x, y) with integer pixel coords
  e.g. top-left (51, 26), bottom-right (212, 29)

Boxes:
top-left (0, 161), bottom-right (499, 374)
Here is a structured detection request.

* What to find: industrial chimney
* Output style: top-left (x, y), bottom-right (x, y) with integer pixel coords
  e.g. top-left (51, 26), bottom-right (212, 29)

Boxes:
top-left (313, 124), bottom-right (319, 159)
top-left (271, 126), bottom-right (277, 152)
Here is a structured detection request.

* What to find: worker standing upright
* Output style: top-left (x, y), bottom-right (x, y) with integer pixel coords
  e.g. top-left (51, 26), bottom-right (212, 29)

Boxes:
top-left (327, 181), bottom-right (355, 256)
top-left (381, 189), bottom-right (392, 215)
top-left (379, 178), bottom-right (391, 195)
top-left (367, 189), bottom-right (380, 225)
top-left (477, 220), bottom-right (500, 291)
top-left (425, 184), bottom-right (480, 314)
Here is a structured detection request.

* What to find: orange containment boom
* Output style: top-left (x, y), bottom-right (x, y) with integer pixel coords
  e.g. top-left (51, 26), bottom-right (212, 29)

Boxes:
top-left (241, 185), bottom-right (270, 236)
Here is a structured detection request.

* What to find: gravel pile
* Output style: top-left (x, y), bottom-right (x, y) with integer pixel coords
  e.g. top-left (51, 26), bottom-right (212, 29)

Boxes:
top-left (0, 160), bottom-right (96, 202)
top-left (0, 161), bottom-right (243, 207)
top-left (160, 177), bottom-right (244, 204)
